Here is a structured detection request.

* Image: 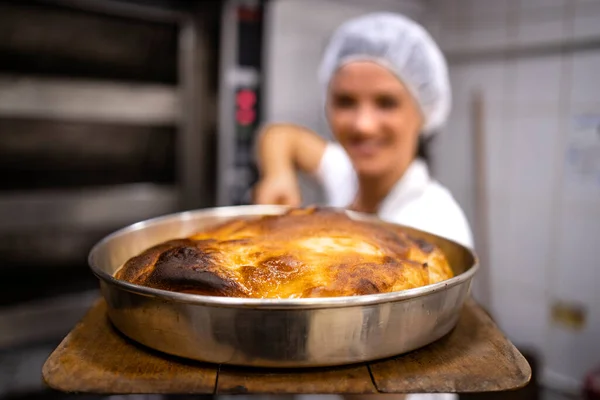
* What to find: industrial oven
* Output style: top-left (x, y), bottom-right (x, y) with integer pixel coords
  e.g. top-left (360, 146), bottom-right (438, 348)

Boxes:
top-left (0, 0), bottom-right (265, 395)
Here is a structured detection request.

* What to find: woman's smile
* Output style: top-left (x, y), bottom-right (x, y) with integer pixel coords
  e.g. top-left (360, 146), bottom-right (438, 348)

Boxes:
top-left (347, 137), bottom-right (387, 158)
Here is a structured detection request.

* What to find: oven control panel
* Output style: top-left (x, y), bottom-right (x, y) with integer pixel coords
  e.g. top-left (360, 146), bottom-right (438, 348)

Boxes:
top-left (218, 0), bottom-right (264, 206)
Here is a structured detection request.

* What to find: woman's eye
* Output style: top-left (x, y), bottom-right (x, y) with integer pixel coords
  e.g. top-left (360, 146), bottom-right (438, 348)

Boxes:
top-left (332, 95), bottom-right (356, 108)
top-left (376, 96), bottom-right (399, 109)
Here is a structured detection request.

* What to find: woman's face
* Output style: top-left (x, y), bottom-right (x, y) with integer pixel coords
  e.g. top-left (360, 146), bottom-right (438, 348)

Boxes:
top-left (326, 61), bottom-right (423, 178)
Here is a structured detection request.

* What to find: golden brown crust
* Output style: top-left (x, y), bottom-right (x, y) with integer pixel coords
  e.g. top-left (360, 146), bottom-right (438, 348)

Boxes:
top-left (115, 207), bottom-right (454, 298)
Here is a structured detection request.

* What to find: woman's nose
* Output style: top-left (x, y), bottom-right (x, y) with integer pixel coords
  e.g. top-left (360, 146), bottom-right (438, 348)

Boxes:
top-left (352, 107), bottom-right (378, 136)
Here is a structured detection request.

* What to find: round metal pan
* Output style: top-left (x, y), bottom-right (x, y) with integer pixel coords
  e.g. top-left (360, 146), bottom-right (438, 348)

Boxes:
top-left (88, 205), bottom-right (478, 368)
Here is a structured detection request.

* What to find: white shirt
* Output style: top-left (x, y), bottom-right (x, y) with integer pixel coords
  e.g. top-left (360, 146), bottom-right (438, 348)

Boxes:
top-left (315, 142), bottom-right (473, 249)
top-left (313, 143), bottom-right (468, 400)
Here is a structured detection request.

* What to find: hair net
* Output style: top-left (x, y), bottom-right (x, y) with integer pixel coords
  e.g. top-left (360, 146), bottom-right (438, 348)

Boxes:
top-left (318, 12), bottom-right (451, 135)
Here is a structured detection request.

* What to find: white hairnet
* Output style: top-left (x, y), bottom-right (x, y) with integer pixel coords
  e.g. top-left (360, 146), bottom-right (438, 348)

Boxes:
top-left (318, 12), bottom-right (451, 134)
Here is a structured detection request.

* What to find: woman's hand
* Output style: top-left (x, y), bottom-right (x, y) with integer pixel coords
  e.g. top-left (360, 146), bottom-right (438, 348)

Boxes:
top-left (253, 171), bottom-right (302, 207)
top-left (252, 123), bottom-right (327, 207)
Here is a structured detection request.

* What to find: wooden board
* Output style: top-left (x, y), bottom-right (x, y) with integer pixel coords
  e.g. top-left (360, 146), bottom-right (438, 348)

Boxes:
top-left (42, 299), bottom-right (217, 394)
top-left (369, 301), bottom-right (532, 394)
top-left (42, 299), bottom-right (531, 395)
top-left (217, 364), bottom-right (376, 394)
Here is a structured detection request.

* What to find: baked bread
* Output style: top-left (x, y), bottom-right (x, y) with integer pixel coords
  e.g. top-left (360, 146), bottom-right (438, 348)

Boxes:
top-left (114, 207), bottom-right (454, 298)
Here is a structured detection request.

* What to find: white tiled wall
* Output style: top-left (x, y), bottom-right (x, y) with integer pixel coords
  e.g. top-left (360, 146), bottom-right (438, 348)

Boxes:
top-left (517, 4), bottom-right (569, 47)
top-left (571, 52), bottom-right (600, 106)
top-left (572, 1), bottom-right (600, 40)
top-left (264, 0), bottom-right (599, 391)
top-left (554, 208), bottom-right (600, 305)
top-left (492, 278), bottom-right (549, 350)
top-left (427, 0), bottom-right (600, 392)
top-left (513, 56), bottom-right (564, 116)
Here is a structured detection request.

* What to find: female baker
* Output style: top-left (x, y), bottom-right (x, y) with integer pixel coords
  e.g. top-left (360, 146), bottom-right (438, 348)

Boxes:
top-left (253, 12), bottom-right (472, 251)
top-left (253, 12), bottom-right (472, 399)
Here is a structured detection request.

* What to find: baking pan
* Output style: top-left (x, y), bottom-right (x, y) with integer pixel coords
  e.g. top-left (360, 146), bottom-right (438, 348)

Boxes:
top-left (88, 205), bottom-right (478, 368)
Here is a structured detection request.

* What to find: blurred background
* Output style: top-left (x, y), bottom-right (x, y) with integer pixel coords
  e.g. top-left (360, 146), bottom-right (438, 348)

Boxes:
top-left (0, 0), bottom-right (598, 399)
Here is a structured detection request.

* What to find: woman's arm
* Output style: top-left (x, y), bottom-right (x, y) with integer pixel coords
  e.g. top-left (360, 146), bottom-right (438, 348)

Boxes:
top-left (256, 123), bottom-right (327, 176)
top-left (253, 123), bottom-right (327, 206)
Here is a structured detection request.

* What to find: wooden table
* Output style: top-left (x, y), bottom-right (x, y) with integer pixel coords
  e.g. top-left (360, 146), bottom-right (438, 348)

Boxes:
top-left (42, 299), bottom-right (531, 395)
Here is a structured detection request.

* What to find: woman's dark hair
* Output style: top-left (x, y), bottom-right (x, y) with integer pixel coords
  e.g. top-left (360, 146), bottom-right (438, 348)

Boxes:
top-left (416, 133), bottom-right (434, 168)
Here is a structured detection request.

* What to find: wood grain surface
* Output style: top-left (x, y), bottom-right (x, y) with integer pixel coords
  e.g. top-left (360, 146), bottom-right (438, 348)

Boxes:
top-left (42, 300), bottom-right (217, 394)
top-left (217, 364), bottom-right (376, 394)
top-left (42, 299), bottom-right (531, 395)
top-left (369, 300), bottom-right (531, 394)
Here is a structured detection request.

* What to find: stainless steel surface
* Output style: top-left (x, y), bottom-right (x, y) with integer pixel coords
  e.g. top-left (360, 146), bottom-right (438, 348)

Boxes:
top-left (89, 205), bottom-right (478, 368)
top-left (43, 0), bottom-right (186, 23)
top-left (216, 0), bottom-right (239, 206)
top-left (216, 0), bottom-right (263, 206)
top-left (0, 184), bottom-right (178, 233)
top-left (0, 289), bottom-right (99, 349)
top-left (178, 14), bottom-right (212, 211)
top-left (0, 74), bottom-right (179, 124)
top-left (0, 184), bottom-right (179, 266)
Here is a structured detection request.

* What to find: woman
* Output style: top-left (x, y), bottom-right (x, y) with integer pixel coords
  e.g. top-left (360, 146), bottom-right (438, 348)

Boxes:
top-left (254, 12), bottom-right (473, 251)
top-left (254, 12), bottom-right (469, 400)
top-left (253, 13), bottom-right (470, 399)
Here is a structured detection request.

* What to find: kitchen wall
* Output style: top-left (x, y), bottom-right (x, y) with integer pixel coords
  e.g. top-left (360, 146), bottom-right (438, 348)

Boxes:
top-left (423, 0), bottom-right (600, 393)
top-left (264, 0), bottom-right (599, 392)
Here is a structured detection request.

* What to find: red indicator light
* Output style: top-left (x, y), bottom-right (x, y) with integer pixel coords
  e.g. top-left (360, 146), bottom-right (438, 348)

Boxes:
top-left (236, 90), bottom-right (257, 109)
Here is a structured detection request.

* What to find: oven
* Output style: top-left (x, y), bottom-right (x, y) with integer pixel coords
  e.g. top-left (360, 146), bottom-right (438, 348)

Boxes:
top-left (0, 0), bottom-right (233, 396)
